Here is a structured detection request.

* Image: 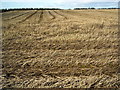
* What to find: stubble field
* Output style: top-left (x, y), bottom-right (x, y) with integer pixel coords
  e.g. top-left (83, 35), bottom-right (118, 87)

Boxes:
top-left (2, 9), bottom-right (120, 88)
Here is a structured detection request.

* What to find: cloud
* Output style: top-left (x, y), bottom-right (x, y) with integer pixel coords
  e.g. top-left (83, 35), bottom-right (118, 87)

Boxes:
top-left (1, 0), bottom-right (118, 9)
top-left (1, 0), bottom-right (119, 3)
top-left (1, 0), bottom-right (59, 3)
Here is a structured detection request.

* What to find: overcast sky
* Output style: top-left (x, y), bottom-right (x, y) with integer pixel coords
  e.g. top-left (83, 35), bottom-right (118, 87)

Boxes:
top-left (1, 0), bottom-right (119, 9)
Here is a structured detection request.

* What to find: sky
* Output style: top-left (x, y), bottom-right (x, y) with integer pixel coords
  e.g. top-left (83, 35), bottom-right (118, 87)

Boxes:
top-left (1, 0), bottom-right (119, 9)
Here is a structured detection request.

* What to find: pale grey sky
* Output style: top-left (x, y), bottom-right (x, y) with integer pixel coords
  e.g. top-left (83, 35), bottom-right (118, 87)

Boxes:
top-left (1, 0), bottom-right (119, 9)
top-left (1, 0), bottom-right (119, 2)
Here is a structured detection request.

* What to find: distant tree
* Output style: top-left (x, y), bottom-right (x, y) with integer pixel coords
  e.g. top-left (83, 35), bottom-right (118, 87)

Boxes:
top-left (74, 8), bottom-right (88, 10)
top-left (90, 7), bottom-right (95, 9)
top-left (1, 8), bottom-right (62, 12)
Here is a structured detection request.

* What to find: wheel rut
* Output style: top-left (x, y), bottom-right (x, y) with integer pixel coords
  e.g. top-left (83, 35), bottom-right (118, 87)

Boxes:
top-left (4, 12), bottom-right (29, 21)
top-left (38, 10), bottom-right (44, 23)
top-left (48, 11), bottom-right (56, 20)
top-left (18, 11), bottom-right (38, 23)
top-left (53, 10), bottom-right (68, 19)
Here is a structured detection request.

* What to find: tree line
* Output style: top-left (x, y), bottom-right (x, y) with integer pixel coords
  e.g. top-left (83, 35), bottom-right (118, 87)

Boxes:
top-left (74, 8), bottom-right (119, 10)
top-left (74, 8), bottom-right (95, 10)
top-left (1, 8), bottom-right (62, 12)
top-left (1, 7), bottom-right (119, 12)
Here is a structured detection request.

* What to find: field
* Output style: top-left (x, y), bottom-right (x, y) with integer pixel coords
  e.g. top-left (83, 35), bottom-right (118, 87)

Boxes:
top-left (2, 9), bottom-right (119, 88)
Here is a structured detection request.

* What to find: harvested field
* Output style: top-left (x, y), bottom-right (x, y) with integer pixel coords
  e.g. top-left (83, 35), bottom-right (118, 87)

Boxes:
top-left (2, 9), bottom-right (120, 88)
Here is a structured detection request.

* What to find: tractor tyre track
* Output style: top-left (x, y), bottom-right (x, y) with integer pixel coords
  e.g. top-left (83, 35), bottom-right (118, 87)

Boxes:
top-left (38, 10), bottom-right (44, 23)
top-left (18, 11), bottom-right (38, 23)
top-left (53, 10), bottom-right (68, 19)
top-left (48, 11), bottom-right (56, 20)
top-left (4, 12), bottom-right (29, 21)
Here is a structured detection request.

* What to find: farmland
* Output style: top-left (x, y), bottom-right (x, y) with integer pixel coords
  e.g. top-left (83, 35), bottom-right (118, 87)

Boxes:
top-left (2, 9), bottom-right (119, 88)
